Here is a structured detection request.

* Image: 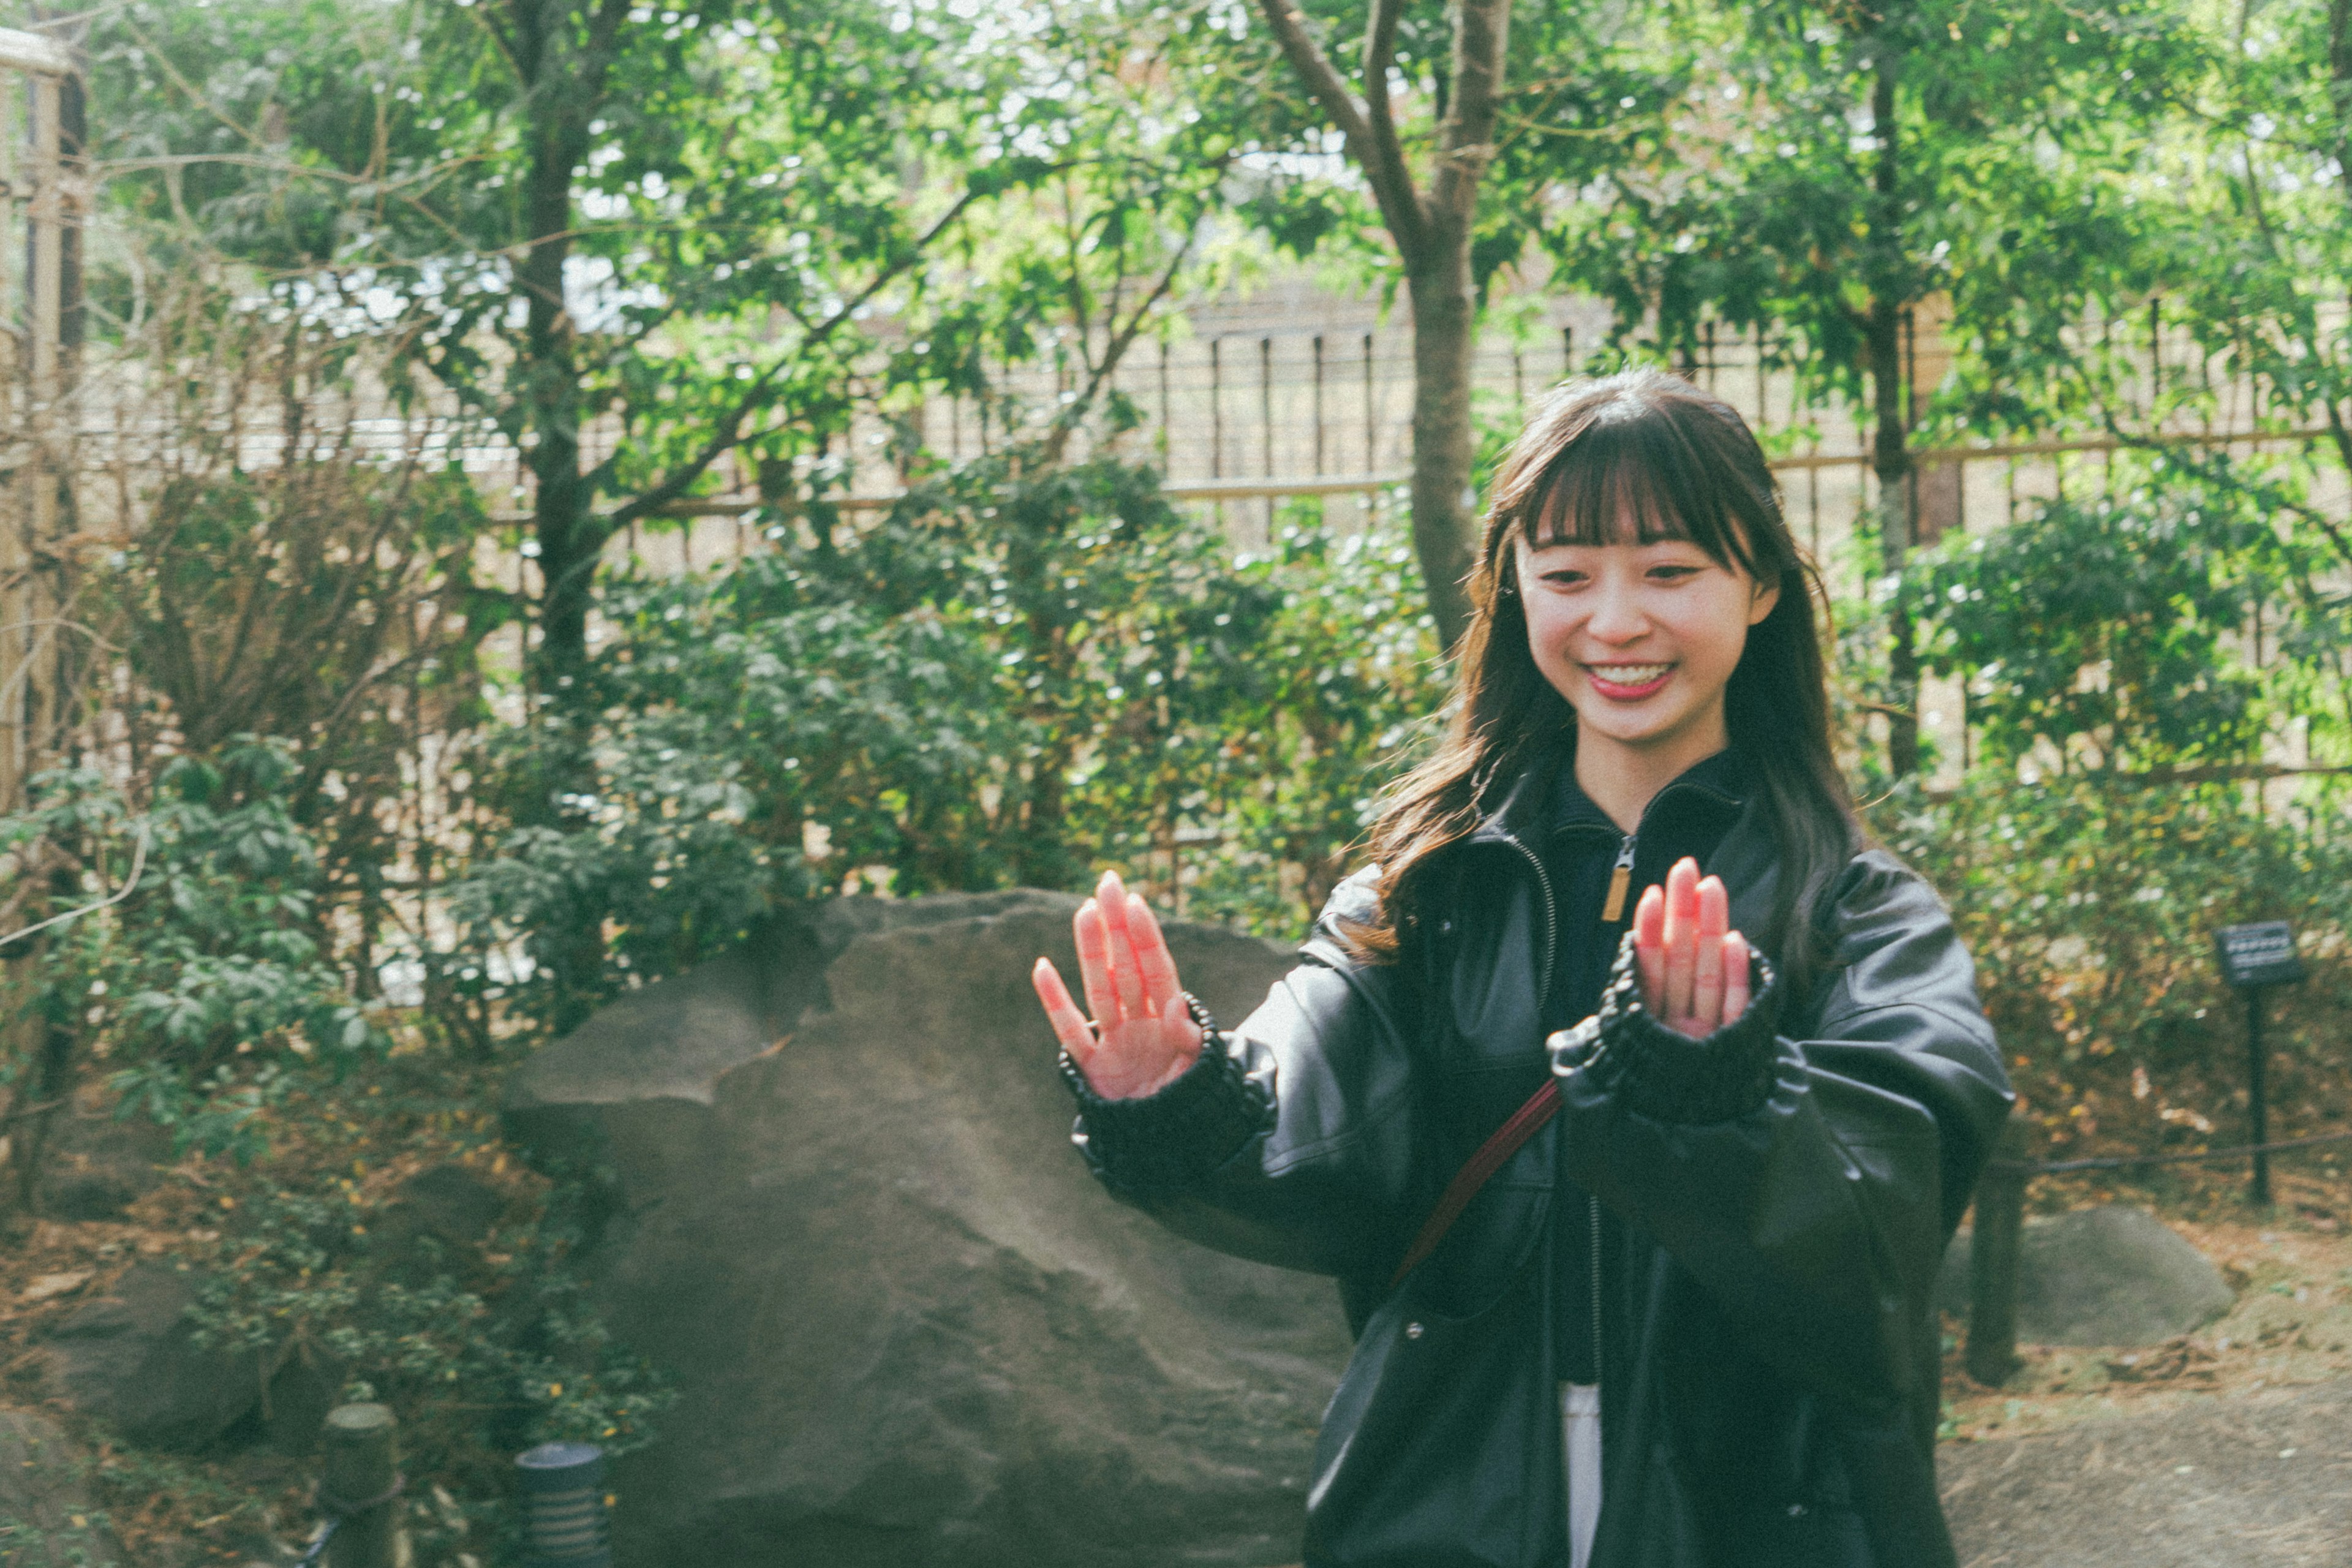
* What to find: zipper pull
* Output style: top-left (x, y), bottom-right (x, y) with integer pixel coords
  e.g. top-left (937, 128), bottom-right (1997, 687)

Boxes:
top-left (1600, 834), bottom-right (1636, 923)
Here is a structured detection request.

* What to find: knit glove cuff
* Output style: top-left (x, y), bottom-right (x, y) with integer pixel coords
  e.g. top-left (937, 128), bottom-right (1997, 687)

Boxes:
top-left (1060, 995), bottom-right (1273, 1196)
top-left (1550, 929), bottom-right (1783, 1125)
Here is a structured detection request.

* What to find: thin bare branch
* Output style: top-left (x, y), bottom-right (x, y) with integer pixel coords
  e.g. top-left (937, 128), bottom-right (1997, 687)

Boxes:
top-left (1357, 0), bottom-right (1428, 255)
top-left (1042, 225), bottom-right (1199, 466)
top-left (602, 185), bottom-right (989, 530)
top-left (1251, 0), bottom-right (1426, 254)
top-left (1251, 0), bottom-right (1373, 147)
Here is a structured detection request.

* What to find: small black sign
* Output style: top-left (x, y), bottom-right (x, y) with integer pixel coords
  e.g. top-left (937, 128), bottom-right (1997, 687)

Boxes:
top-left (2215, 922), bottom-right (2307, 989)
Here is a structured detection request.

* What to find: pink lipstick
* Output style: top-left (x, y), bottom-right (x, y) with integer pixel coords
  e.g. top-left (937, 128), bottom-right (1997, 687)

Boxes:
top-left (1586, 663), bottom-right (1674, 701)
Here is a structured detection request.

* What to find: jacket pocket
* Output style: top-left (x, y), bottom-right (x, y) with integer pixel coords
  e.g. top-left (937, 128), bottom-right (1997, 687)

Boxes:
top-left (1306, 1261), bottom-right (1561, 1568)
top-left (1409, 1170), bottom-right (1550, 1321)
top-left (1717, 1501), bottom-right (1872, 1567)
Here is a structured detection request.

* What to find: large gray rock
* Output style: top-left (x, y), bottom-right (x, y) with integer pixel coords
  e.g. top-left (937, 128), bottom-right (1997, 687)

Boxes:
top-left (33, 1096), bottom-right (172, 1221)
top-left (505, 891), bottom-right (1349, 1568)
top-left (42, 1262), bottom-right (272, 1451)
top-left (1938, 1205), bottom-right (2234, 1346)
top-left (0, 1408), bottom-right (126, 1566)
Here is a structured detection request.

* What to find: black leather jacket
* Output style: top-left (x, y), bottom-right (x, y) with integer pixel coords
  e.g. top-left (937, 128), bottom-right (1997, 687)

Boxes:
top-left (1066, 758), bottom-right (2013, 1568)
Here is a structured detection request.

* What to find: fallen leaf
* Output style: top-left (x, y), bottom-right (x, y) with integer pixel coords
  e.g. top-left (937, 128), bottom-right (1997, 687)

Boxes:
top-left (21, 1271), bottom-right (90, 1303)
top-left (2105, 1336), bottom-right (2218, 1386)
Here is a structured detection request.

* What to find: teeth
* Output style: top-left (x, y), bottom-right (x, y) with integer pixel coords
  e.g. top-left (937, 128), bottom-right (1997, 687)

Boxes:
top-left (1591, 663), bottom-right (1672, 684)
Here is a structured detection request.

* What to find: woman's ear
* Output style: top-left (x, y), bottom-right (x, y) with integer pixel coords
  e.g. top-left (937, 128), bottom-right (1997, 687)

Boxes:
top-left (1746, 571), bottom-right (1782, 627)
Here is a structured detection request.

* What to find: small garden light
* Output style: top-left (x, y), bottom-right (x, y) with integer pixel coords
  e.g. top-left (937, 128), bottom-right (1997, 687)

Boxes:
top-left (516, 1442), bottom-right (612, 1568)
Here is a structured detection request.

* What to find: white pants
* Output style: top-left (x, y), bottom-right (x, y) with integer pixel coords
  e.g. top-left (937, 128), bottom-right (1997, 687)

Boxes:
top-left (1561, 1382), bottom-right (1602, 1568)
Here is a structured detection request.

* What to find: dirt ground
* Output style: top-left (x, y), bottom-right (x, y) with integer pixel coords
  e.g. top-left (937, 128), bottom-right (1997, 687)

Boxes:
top-left (1932, 1158), bottom-right (2352, 1567)
top-left (6, 1106), bottom-right (2351, 1564)
top-left (1941, 1378), bottom-right (2352, 1568)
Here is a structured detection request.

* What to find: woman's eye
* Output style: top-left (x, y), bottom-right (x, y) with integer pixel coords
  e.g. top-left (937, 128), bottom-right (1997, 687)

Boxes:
top-left (1540, 571), bottom-right (1588, 588)
top-left (1648, 565), bottom-right (1700, 582)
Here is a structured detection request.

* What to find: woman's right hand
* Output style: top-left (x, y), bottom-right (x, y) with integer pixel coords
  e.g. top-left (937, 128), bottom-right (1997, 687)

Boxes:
top-left (1032, 869), bottom-right (1204, 1101)
top-left (1632, 856), bottom-right (1751, 1039)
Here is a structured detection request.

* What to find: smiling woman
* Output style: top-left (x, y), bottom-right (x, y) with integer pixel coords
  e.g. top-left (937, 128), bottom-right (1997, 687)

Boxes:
top-left (1029, 369), bottom-right (2013, 1568)
top-left (1514, 527), bottom-right (1779, 828)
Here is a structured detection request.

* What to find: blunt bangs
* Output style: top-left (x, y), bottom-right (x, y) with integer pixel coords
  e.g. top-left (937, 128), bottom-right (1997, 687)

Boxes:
top-left (1510, 383), bottom-right (1770, 584)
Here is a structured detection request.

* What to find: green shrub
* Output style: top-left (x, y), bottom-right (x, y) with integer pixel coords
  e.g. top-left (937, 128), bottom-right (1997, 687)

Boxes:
top-left (454, 451), bottom-right (1444, 1026)
top-left (185, 1169), bottom-right (671, 1564)
top-left (1, 741), bottom-right (383, 1170)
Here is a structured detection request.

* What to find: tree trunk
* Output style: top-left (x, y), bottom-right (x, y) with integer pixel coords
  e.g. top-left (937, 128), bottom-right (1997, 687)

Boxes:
top-left (1864, 48), bottom-right (1920, 780)
top-left (516, 31), bottom-right (605, 695)
top-left (504, 0), bottom-right (628, 1031)
top-left (1250, 0), bottom-right (1506, 653)
top-left (507, 0), bottom-right (625, 703)
top-left (1406, 252), bottom-right (1479, 652)
top-left (2319, 0), bottom-right (2352, 511)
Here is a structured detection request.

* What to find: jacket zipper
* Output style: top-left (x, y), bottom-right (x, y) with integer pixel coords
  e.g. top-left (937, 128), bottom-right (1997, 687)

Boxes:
top-left (1588, 1194), bottom-right (1604, 1380)
top-left (1599, 833), bottom-right (1637, 924)
top-left (1506, 839), bottom-right (1560, 1016)
top-left (1496, 771), bottom-right (1740, 982)
top-left (1496, 775), bottom-right (1741, 1437)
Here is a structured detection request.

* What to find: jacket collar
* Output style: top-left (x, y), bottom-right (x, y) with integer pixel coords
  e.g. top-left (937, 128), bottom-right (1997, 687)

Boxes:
top-left (1466, 734), bottom-right (1751, 854)
top-left (1463, 737), bottom-right (1784, 953)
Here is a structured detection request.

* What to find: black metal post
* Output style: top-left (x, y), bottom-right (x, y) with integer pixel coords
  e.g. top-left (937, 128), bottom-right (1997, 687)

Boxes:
top-left (2247, 986), bottom-right (2271, 1205)
top-left (1260, 335), bottom-right (1275, 541)
top-left (1209, 337), bottom-right (1224, 479)
top-left (1964, 1119), bottom-right (2029, 1387)
top-left (1311, 334), bottom-right (1325, 475)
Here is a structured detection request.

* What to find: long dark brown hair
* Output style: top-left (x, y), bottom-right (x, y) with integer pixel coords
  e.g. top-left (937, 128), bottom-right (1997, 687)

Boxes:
top-left (1349, 368), bottom-right (1860, 994)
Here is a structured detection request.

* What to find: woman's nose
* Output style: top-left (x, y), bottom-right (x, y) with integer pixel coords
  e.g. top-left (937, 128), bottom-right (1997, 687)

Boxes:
top-left (1583, 579), bottom-right (1648, 643)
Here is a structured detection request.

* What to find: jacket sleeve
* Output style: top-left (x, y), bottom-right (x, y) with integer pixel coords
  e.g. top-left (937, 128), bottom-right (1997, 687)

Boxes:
top-left (1063, 867), bottom-right (1426, 1277)
top-left (1550, 848), bottom-right (2013, 1408)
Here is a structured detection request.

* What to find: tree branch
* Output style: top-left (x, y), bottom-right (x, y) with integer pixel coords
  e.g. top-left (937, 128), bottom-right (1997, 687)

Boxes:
top-left (602, 186), bottom-right (987, 529)
top-left (1253, 0), bottom-right (1427, 254)
top-left (1042, 224), bottom-right (1198, 466)
top-left (1357, 0), bottom-right (1428, 255)
top-left (1431, 0), bottom-right (1509, 239)
top-left (1251, 0), bottom-right (1373, 146)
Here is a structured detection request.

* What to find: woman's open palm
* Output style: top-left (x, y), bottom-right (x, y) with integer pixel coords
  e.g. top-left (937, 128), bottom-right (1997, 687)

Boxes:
top-left (1632, 856), bottom-right (1752, 1039)
top-left (1033, 870), bottom-right (1203, 1100)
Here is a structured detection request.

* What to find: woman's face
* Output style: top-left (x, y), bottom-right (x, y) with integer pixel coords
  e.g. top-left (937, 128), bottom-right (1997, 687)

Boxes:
top-left (1513, 521), bottom-right (1779, 761)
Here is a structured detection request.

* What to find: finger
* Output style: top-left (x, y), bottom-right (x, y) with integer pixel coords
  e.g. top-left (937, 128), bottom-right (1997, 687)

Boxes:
top-left (1096, 870), bottom-right (1150, 1020)
top-left (1696, 875), bottom-right (1729, 942)
top-left (1721, 933), bottom-right (1751, 1025)
top-left (1129, 893), bottom-right (1182, 1018)
top-left (1634, 883), bottom-right (1667, 1012)
top-left (1073, 898), bottom-right (1123, 1027)
top-left (1690, 880), bottom-right (1727, 1035)
top-left (1032, 958), bottom-right (1098, 1064)
top-left (1662, 858), bottom-right (1700, 1022)
top-left (1161, 991), bottom-right (1204, 1058)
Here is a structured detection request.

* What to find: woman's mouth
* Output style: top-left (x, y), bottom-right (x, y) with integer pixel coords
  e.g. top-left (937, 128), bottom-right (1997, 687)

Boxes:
top-left (1585, 662), bottom-right (1675, 700)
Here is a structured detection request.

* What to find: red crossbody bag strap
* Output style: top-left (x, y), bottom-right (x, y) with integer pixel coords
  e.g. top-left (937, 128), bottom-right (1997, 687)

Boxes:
top-left (1387, 1077), bottom-right (1561, 1291)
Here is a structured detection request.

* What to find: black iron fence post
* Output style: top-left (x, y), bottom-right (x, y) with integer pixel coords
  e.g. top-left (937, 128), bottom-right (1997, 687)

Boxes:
top-left (1964, 1119), bottom-right (2029, 1387)
top-left (2246, 987), bottom-right (2271, 1205)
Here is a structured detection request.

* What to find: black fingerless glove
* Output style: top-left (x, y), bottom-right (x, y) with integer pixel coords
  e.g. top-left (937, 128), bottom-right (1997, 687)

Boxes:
top-left (1548, 929), bottom-right (1784, 1125)
top-left (1059, 994), bottom-right (1275, 1197)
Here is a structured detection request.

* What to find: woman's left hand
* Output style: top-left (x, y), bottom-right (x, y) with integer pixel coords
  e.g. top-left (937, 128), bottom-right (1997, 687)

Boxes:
top-left (1632, 856), bottom-right (1751, 1039)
